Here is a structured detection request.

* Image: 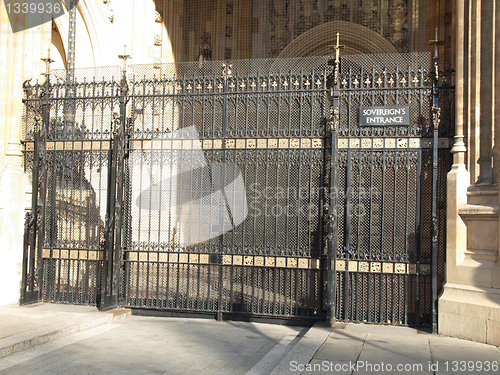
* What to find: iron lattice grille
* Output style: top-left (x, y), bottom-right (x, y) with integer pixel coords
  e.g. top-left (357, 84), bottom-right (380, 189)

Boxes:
top-left (122, 57), bottom-right (333, 318)
top-left (333, 52), bottom-right (439, 326)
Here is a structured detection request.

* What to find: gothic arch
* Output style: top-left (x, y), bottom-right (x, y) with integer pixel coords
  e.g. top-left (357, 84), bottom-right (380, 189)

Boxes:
top-left (278, 20), bottom-right (399, 58)
top-left (51, 21), bottom-right (67, 68)
top-left (51, 0), bottom-right (114, 69)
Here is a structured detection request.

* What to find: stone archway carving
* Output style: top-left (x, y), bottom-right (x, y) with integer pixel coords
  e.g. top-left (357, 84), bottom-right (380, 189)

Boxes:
top-left (278, 20), bottom-right (399, 58)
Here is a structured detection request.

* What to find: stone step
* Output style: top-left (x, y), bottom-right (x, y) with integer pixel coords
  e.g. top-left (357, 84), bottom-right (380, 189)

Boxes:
top-left (0, 304), bottom-right (131, 359)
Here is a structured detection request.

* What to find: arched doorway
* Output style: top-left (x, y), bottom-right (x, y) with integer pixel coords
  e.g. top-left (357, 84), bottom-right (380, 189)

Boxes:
top-left (278, 20), bottom-right (399, 58)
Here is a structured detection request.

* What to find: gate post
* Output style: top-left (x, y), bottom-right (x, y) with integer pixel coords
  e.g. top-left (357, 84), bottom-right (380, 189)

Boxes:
top-left (326, 33), bottom-right (343, 325)
top-left (430, 29), bottom-right (443, 334)
top-left (100, 52), bottom-right (130, 311)
top-left (21, 53), bottom-right (52, 304)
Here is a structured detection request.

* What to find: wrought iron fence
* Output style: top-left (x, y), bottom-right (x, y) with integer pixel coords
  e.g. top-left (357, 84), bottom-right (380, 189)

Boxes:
top-left (21, 53), bottom-right (453, 326)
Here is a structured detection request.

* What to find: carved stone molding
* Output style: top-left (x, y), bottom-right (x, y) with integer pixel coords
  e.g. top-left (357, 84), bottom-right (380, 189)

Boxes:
top-left (155, 11), bottom-right (163, 23)
top-left (270, 14), bottom-right (290, 56)
top-left (198, 31), bottom-right (212, 61)
top-left (445, 12), bottom-right (452, 24)
top-left (297, 0), bottom-right (320, 34)
top-left (389, 0), bottom-right (408, 52)
top-left (102, 0), bottom-right (113, 23)
top-left (269, 0), bottom-right (291, 57)
top-left (154, 34), bottom-right (162, 46)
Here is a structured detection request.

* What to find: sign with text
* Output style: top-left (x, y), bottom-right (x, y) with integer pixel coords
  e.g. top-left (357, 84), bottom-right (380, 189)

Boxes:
top-left (359, 106), bottom-right (410, 126)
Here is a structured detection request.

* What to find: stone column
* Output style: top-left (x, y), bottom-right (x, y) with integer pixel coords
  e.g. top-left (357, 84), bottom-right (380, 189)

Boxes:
top-left (494, 0), bottom-right (500, 287)
top-left (0, 6), bottom-right (51, 305)
top-left (442, 0), bottom-right (469, 285)
top-left (439, 0), bottom-right (500, 346)
top-left (478, 0), bottom-right (494, 183)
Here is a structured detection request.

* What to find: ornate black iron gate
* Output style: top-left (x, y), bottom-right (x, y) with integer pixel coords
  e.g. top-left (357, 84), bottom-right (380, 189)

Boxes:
top-left (21, 53), bottom-right (452, 326)
top-left (122, 59), bottom-right (330, 320)
top-left (327, 51), bottom-right (453, 328)
top-left (21, 67), bottom-right (124, 308)
top-left (21, 58), bottom-right (331, 320)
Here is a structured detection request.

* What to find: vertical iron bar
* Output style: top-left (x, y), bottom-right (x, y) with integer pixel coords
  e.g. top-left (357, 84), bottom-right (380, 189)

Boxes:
top-left (21, 80), bottom-right (38, 302)
top-left (24, 134), bottom-right (39, 302)
top-left (284, 269), bottom-right (289, 316)
top-left (47, 126), bottom-right (58, 302)
top-left (66, 1), bottom-right (76, 83)
top-left (404, 149), bottom-right (410, 324)
top-left (326, 97), bottom-right (337, 323)
top-left (294, 268), bottom-right (299, 316)
top-left (431, 29), bottom-right (441, 334)
top-left (196, 259), bottom-right (201, 310)
top-left (100, 69), bottom-right (128, 310)
top-left (273, 265), bottom-right (277, 315)
top-left (367, 147), bottom-right (374, 321)
top-left (216, 64), bottom-right (230, 320)
top-left (327, 34), bottom-right (343, 324)
top-left (21, 214), bottom-right (33, 303)
top-left (114, 72), bottom-right (128, 308)
top-left (36, 82), bottom-right (50, 302)
top-left (229, 263), bottom-right (234, 313)
top-left (101, 117), bottom-right (117, 310)
top-left (65, 257), bottom-right (70, 302)
top-left (175, 262), bottom-right (181, 309)
top-left (344, 148), bottom-right (352, 321)
top-left (415, 148), bottom-right (423, 326)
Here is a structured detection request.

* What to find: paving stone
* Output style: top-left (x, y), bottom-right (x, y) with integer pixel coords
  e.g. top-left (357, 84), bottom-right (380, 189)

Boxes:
top-left (314, 338), bottom-right (364, 362)
top-left (301, 359), bottom-right (352, 375)
top-left (0, 315), bottom-right (297, 375)
top-left (430, 343), bottom-right (500, 362)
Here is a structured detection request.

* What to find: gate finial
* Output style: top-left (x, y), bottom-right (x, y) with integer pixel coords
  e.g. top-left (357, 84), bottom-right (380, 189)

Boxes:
top-left (334, 33), bottom-right (344, 63)
top-left (222, 62), bottom-right (233, 78)
top-left (118, 44), bottom-right (132, 73)
top-left (429, 28), bottom-right (444, 81)
top-left (331, 32), bottom-right (344, 85)
top-left (41, 48), bottom-right (55, 77)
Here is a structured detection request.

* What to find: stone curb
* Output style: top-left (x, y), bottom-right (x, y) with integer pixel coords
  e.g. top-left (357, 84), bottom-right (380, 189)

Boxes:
top-left (0, 308), bottom-right (131, 359)
top-left (268, 323), bottom-right (331, 375)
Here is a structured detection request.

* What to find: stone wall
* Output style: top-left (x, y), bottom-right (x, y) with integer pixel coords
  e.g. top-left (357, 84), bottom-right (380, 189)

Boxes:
top-left (438, 0), bottom-right (500, 346)
top-left (0, 5), bottom-right (51, 304)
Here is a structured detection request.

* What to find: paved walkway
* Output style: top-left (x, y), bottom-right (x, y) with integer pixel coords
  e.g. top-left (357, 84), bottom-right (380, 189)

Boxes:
top-left (301, 324), bottom-right (500, 375)
top-left (0, 303), bottom-right (499, 374)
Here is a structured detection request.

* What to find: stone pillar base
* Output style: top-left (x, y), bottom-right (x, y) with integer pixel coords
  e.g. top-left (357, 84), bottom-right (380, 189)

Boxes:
top-left (439, 283), bottom-right (500, 346)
